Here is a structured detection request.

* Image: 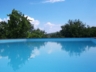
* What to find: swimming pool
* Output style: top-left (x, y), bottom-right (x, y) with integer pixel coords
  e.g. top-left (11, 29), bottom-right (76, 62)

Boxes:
top-left (0, 38), bottom-right (96, 72)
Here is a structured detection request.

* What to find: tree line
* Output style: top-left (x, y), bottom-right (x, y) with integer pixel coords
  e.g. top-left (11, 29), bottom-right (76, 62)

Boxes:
top-left (0, 9), bottom-right (96, 39)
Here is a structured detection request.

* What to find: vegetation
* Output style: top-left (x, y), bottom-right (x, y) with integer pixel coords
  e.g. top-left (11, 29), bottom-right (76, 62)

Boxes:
top-left (60, 19), bottom-right (96, 37)
top-left (0, 9), bottom-right (96, 39)
top-left (0, 9), bottom-right (46, 39)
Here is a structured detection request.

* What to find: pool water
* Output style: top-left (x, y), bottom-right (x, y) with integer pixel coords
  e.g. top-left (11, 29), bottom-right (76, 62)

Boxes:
top-left (0, 39), bottom-right (96, 72)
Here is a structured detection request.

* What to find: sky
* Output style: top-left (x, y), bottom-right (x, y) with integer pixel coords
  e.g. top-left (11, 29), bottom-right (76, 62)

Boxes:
top-left (0, 0), bottom-right (96, 33)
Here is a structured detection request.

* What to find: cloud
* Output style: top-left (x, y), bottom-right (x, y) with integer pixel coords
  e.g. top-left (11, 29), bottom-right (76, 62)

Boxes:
top-left (25, 15), bottom-right (40, 29)
top-left (29, 0), bottom-right (65, 4)
top-left (0, 16), bottom-right (40, 29)
top-left (43, 22), bottom-right (61, 33)
top-left (0, 18), bottom-right (2, 22)
top-left (0, 17), bottom-right (61, 33)
top-left (0, 17), bottom-right (9, 22)
top-left (43, 0), bottom-right (65, 3)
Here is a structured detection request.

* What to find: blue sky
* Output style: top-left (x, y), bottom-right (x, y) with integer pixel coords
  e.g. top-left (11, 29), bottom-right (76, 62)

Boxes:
top-left (0, 0), bottom-right (96, 33)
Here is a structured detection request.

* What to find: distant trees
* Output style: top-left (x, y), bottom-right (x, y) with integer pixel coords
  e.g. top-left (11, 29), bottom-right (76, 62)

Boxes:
top-left (28, 28), bottom-right (46, 38)
top-left (88, 27), bottom-right (96, 37)
top-left (47, 32), bottom-right (62, 38)
top-left (0, 9), bottom-right (96, 39)
top-left (60, 20), bottom-right (86, 37)
top-left (47, 19), bottom-right (96, 38)
top-left (60, 19), bottom-right (96, 37)
top-left (0, 9), bottom-right (46, 39)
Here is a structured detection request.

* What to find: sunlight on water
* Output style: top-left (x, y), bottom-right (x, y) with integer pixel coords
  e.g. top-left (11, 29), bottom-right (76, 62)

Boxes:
top-left (0, 41), bottom-right (96, 72)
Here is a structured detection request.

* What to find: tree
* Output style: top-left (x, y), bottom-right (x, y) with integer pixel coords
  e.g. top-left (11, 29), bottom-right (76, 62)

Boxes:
top-left (47, 32), bottom-right (62, 38)
top-left (90, 27), bottom-right (96, 37)
top-left (7, 9), bottom-right (33, 38)
top-left (1, 9), bottom-right (96, 38)
top-left (28, 28), bottom-right (46, 38)
top-left (0, 21), bottom-right (8, 39)
top-left (60, 19), bottom-right (86, 37)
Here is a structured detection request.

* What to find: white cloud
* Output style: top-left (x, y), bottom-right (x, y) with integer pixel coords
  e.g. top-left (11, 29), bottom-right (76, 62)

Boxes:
top-left (25, 15), bottom-right (40, 29)
top-left (0, 17), bottom-right (61, 33)
top-left (0, 18), bottom-right (2, 22)
top-left (43, 0), bottom-right (65, 3)
top-left (0, 17), bottom-right (9, 22)
top-left (0, 16), bottom-right (40, 29)
top-left (43, 22), bottom-right (61, 33)
top-left (32, 20), bottom-right (40, 27)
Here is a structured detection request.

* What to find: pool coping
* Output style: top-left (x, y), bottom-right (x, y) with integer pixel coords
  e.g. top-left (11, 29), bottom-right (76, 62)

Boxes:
top-left (0, 38), bottom-right (96, 44)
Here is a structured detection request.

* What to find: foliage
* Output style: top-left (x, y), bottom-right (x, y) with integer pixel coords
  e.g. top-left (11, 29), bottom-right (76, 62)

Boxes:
top-left (47, 32), bottom-right (63, 38)
top-left (60, 19), bottom-right (86, 37)
top-left (0, 9), bottom-right (46, 39)
top-left (28, 28), bottom-right (46, 38)
top-left (60, 19), bottom-right (96, 37)
top-left (7, 9), bottom-right (33, 38)
top-left (0, 21), bottom-right (8, 39)
top-left (0, 9), bottom-right (96, 39)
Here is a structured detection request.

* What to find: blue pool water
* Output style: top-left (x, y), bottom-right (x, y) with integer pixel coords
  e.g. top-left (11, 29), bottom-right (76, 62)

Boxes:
top-left (0, 38), bottom-right (96, 72)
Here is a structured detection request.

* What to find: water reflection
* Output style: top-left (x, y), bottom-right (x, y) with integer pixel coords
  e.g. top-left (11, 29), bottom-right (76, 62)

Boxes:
top-left (0, 41), bottom-right (96, 71)
top-left (0, 41), bottom-right (46, 71)
top-left (57, 41), bottom-right (96, 56)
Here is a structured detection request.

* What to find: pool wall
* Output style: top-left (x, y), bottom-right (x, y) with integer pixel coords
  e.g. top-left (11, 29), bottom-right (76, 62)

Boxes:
top-left (91, 38), bottom-right (96, 44)
top-left (0, 38), bottom-right (96, 44)
top-left (0, 39), bottom-right (27, 43)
